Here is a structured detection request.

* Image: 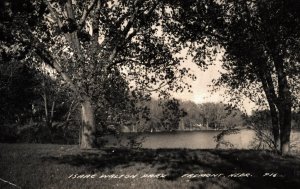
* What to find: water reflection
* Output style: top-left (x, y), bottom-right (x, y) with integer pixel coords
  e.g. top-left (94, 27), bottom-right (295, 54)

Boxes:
top-left (102, 129), bottom-right (300, 150)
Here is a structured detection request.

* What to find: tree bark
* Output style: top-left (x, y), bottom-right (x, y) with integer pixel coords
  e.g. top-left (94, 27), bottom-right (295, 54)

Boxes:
top-left (64, 0), bottom-right (96, 149)
top-left (278, 103), bottom-right (292, 155)
top-left (80, 98), bottom-right (96, 149)
top-left (269, 103), bottom-right (280, 151)
top-left (258, 70), bottom-right (280, 151)
top-left (273, 54), bottom-right (292, 155)
top-left (52, 59), bottom-right (97, 149)
top-left (50, 101), bottom-right (55, 123)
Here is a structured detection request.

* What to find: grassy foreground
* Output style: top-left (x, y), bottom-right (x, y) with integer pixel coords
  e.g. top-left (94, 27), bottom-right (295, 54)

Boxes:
top-left (0, 143), bottom-right (300, 189)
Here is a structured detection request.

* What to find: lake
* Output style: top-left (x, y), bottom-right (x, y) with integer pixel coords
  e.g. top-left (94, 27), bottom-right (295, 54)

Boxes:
top-left (102, 129), bottom-right (300, 150)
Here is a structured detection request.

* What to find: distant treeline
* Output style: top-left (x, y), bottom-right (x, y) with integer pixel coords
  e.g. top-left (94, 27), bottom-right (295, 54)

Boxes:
top-left (116, 99), bottom-right (300, 132)
top-left (130, 99), bottom-right (246, 132)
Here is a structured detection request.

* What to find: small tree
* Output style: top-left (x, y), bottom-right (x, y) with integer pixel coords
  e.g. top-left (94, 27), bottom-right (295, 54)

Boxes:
top-left (160, 99), bottom-right (187, 131)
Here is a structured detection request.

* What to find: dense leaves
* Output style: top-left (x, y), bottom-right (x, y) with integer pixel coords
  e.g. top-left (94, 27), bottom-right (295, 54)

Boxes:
top-left (0, 62), bottom-right (39, 124)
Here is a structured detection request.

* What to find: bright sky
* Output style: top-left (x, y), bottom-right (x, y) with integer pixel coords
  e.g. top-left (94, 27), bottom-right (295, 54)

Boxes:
top-left (169, 51), bottom-right (257, 115)
top-left (172, 60), bottom-right (223, 104)
top-left (149, 22), bottom-right (258, 114)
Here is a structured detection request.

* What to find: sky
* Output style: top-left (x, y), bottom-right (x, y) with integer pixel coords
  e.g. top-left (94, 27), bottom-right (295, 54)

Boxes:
top-left (172, 60), bottom-right (223, 104)
top-left (169, 50), bottom-right (257, 115)
top-left (149, 23), bottom-right (258, 114)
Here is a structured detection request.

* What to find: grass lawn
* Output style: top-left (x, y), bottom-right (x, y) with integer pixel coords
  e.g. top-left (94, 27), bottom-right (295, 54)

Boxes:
top-left (0, 143), bottom-right (300, 189)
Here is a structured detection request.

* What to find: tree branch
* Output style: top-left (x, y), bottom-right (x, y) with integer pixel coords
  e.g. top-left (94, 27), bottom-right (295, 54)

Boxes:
top-left (43, 0), bottom-right (63, 28)
top-left (115, 12), bottom-right (131, 29)
top-left (44, 0), bottom-right (75, 48)
top-left (17, 29), bottom-right (86, 101)
top-left (141, 81), bottom-right (169, 92)
top-left (144, 1), bottom-right (159, 16)
top-left (107, 57), bottom-right (139, 70)
top-left (79, 0), bottom-right (99, 30)
top-left (125, 1), bottom-right (160, 41)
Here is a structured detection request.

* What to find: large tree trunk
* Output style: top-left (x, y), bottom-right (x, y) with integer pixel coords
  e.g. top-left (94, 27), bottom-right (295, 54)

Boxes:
top-left (65, 1), bottom-right (97, 149)
top-left (51, 61), bottom-right (97, 149)
top-left (80, 98), bottom-right (96, 149)
top-left (37, 1), bottom-right (101, 149)
top-left (273, 54), bottom-right (292, 155)
top-left (278, 103), bottom-right (292, 155)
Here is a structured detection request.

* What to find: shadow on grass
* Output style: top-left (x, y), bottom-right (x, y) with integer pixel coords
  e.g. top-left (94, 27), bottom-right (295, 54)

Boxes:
top-left (42, 148), bottom-right (300, 188)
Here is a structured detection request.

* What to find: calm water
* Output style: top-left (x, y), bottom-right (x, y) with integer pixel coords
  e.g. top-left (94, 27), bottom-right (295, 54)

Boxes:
top-left (103, 129), bottom-right (300, 150)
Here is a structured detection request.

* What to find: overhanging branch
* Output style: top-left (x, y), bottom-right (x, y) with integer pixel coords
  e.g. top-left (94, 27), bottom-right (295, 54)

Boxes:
top-left (43, 0), bottom-right (63, 28)
top-left (78, 0), bottom-right (99, 30)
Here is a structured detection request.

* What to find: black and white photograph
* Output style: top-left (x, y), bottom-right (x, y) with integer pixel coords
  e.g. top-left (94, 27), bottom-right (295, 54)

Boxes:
top-left (1, 0), bottom-right (300, 188)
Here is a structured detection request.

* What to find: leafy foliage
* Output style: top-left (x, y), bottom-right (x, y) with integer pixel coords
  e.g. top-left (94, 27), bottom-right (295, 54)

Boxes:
top-left (0, 61), bottom-right (39, 124)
